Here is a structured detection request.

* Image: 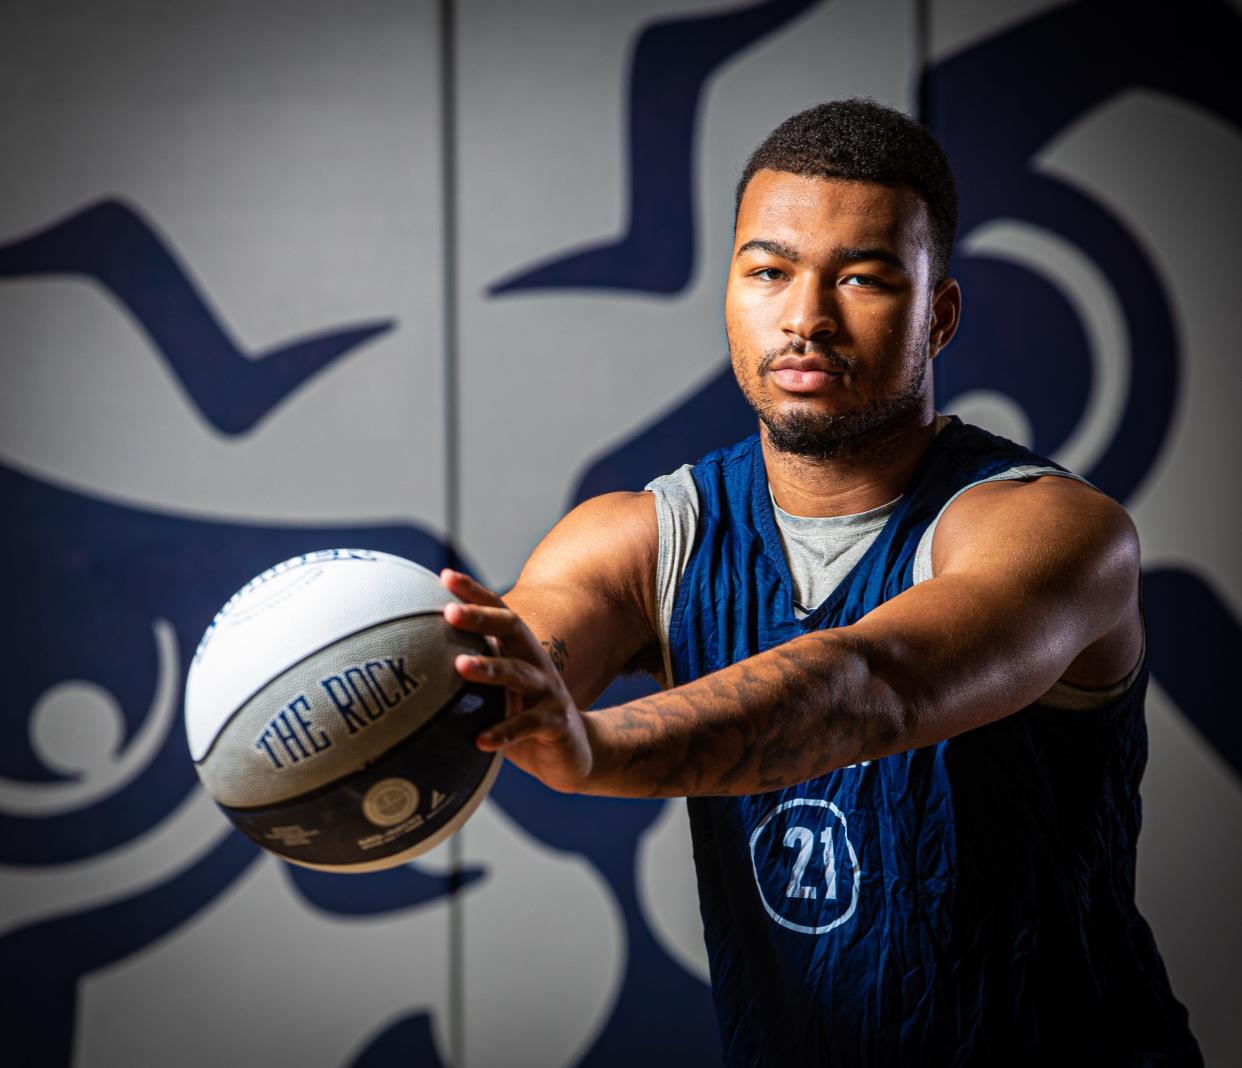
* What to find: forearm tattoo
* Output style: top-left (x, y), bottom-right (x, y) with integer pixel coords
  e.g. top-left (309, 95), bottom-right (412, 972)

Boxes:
top-left (596, 636), bottom-right (903, 798)
top-left (542, 634), bottom-right (569, 674)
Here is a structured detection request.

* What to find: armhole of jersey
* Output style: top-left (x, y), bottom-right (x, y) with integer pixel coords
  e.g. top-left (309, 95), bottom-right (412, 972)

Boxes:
top-left (911, 465), bottom-right (1092, 585)
top-left (645, 465), bottom-right (700, 689)
top-left (910, 464), bottom-right (1144, 708)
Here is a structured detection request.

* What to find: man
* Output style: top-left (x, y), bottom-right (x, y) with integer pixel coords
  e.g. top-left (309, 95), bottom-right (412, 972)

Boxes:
top-left (441, 100), bottom-right (1201, 1064)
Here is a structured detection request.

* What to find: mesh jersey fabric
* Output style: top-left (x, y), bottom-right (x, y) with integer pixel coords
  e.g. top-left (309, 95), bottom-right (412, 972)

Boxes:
top-left (663, 418), bottom-right (1201, 1067)
top-left (646, 415), bottom-right (1140, 711)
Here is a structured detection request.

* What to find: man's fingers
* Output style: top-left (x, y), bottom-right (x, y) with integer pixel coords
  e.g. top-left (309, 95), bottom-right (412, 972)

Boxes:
top-left (444, 602), bottom-right (521, 639)
top-left (440, 568), bottom-right (506, 608)
top-left (443, 597), bottom-right (546, 662)
top-left (454, 653), bottom-right (548, 696)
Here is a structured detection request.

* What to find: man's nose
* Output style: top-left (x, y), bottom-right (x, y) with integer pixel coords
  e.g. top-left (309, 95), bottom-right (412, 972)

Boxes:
top-left (779, 275), bottom-right (838, 342)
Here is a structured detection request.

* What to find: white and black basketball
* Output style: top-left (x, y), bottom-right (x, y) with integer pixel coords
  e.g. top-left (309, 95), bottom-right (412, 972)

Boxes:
top-left (184, 549), bottom-right (505, 872)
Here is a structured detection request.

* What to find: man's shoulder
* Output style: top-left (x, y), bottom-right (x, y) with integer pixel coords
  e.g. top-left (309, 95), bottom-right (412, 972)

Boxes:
top-left (943, 468), bottom-right (1123, 517)
top-left (555, 490), bottom-right (658, 543)
top-left (519, 491), bottom-right (658, 591)
top-left (915, 471), bottom-right (1144, 690)
top-left (933, 473), bottom-right (1138, 587)
top-left (645, 463), bottom-right (697, 496)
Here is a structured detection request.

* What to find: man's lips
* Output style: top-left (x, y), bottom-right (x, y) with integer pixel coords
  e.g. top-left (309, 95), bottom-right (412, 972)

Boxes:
top-left (769, 368), bottom-right (841, 392)
top-left (766, 356), bottom-right (847, 393)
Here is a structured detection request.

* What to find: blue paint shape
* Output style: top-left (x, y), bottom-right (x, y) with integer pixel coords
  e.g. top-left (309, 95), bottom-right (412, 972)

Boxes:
top-left (348, 1011), bottom-right (449, 1068)
top-left (944, 256), bottom-right (1089, 459)
top-left (0, 832), bottom-right (258, 1068)
top-left (925, 0), bottom-right (1242, 502)
top-left (286, 859), bottom-right (486, 917)
top-left (572, 365), bottom-right (755, 500)
top-left (1144, 567), bottom-right (1241, 779)
top-left (0, 199), bottom-right (393, 434)
top-left (489, 0), bottom-right (820, 296)
top-left (489, 761), bottom-right (722, 1068)
top-left (0, 459), bottom-right (467, 864)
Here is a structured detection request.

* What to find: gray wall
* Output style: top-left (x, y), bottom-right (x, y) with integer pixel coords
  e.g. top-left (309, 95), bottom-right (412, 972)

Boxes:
top-left (1, 1), bottom-right (1238, 1065)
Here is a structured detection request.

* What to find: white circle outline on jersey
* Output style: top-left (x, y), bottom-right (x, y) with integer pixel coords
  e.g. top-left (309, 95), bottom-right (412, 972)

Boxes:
top-left (748, 797), bottom-right (861, 935)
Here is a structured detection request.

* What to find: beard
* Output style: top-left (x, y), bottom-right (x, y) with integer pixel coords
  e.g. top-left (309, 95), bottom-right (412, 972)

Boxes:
top-left (738, 338), bottom-right (929, 461)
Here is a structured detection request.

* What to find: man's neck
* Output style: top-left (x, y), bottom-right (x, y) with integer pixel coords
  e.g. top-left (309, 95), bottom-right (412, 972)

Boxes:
top-left (762, 410), bottom-right (941, 518)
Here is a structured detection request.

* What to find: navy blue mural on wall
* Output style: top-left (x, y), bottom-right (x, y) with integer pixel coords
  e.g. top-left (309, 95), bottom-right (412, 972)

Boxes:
top-left (489, 0), bottom-right (820, 296)
top-left (0, 200), bottom-right (394, 435)
top-left (0, 203), bottom-right (477, 1067)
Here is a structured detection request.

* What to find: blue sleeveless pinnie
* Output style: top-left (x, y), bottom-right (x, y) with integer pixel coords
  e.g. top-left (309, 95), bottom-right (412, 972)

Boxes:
top-left (668, 418), bottom-right (1200, 1066)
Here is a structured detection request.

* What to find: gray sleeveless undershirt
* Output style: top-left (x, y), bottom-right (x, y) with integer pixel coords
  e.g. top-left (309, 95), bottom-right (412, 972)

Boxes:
top-left (644, 415), bottom-right (1143, 710)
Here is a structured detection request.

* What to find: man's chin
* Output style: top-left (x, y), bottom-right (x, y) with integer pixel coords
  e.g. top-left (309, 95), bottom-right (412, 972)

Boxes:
top-left (759, 399), bottom-right (924, 461)
top-left (760, 414), bottom-right (852, 460)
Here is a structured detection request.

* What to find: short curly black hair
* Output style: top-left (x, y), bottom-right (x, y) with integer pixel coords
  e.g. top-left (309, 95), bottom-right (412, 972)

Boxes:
top-left (736, 99), bottom-right (959, 285)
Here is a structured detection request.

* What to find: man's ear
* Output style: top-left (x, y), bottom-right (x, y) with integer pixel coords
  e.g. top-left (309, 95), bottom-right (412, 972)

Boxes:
top-left (928, 278), bottom-right (961, 359)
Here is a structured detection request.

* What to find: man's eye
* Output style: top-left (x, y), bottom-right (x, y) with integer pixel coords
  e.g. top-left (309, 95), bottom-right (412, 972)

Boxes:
top-left (753, 267), bottom-right (785, 281)
top-left (842, 274), bottom-right (881, 287)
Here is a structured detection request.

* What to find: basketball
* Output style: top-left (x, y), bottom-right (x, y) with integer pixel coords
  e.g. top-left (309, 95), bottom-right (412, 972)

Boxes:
top-left (184, 548), bottom-right (505, 872)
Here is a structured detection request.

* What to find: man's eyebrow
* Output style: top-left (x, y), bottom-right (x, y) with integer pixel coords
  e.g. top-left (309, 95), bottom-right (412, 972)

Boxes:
top-left (833, 246), bottom-right (909, 271)
top-left (735, 238), bottom-right (801, 262)
top-left (735, 239), bottom-right (909, 272)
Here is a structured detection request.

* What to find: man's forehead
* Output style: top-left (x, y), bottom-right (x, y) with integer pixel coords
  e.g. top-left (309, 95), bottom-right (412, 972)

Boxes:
top-left (735, 170), bottom-right (930, 254)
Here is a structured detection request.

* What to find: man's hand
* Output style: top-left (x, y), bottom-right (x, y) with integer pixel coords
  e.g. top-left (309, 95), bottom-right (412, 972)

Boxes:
top-left (441, 569), bottom-right (597, 793)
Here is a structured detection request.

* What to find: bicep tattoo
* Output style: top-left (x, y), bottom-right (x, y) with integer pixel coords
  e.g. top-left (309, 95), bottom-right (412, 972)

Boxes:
top-left (542, 634), bottom-right (569, 674)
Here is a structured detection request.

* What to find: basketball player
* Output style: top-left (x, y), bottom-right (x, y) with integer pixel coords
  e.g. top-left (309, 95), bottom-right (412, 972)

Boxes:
top-left (441, 101), bottom-right (1202, 1064)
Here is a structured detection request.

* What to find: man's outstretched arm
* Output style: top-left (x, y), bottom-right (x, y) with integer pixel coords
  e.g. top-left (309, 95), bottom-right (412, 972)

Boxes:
top-left (445, 476), bottom-right (1141, 798)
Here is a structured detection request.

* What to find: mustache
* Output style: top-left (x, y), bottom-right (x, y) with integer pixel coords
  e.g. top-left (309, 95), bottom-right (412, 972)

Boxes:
top-left (757, 340), bottom-right (855, 376)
